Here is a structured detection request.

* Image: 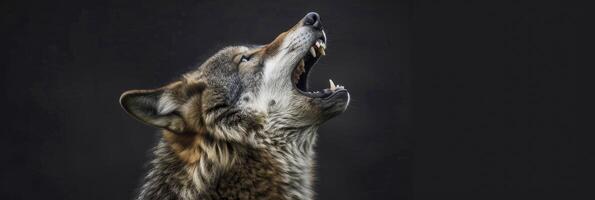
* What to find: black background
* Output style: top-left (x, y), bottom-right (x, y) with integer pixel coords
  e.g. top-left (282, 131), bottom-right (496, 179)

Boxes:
top-left (0, 0), bottom-right (583, 199)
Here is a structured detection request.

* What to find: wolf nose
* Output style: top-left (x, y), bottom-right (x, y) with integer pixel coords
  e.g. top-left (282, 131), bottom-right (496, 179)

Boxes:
top-left (303, 12), bottom-right (322, 30)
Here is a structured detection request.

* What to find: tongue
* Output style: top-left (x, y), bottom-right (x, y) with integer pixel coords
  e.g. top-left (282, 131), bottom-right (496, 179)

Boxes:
top-left (292, 59), bottom-right (305, 83)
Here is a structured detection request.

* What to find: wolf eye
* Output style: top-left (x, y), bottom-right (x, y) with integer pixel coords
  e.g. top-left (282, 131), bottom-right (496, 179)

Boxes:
top-left (240, 55), bottom-right (250, 63)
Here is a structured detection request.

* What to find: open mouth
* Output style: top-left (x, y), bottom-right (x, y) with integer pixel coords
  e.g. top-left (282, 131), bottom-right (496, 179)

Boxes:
top-left (291, 31), bottom-right (346, 98)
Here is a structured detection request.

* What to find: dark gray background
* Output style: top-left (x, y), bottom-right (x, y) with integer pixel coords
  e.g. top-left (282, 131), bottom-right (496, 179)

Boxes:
top-left (0, 0), bottom-right (583, 199)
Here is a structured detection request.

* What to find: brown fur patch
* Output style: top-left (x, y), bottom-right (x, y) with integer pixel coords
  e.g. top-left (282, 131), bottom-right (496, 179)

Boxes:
top-left (162, 79), bottom-right (209, 164)
top-left (263, 31), bottom-right (288, 58)
top-left (163, 130), bottom-right (203, 164)
top-left (262, 19), bottom-right (305, 58)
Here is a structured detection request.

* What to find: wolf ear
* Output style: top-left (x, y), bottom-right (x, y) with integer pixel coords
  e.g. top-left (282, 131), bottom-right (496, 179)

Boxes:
top-left (119, 88), bottom-right (186, 133)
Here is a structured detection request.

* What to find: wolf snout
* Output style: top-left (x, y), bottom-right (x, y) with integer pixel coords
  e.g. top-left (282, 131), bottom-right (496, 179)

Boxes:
top-left (303, 12), bottom-right (322, 30)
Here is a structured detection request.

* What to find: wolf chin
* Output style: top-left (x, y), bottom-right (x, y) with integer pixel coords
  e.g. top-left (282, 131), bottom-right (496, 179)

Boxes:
top-left (120, 12), bottom-right (349, 200)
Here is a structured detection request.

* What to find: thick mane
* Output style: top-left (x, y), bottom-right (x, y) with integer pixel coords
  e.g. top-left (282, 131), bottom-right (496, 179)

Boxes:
top-left (137, 124), bottom-right (318, 200)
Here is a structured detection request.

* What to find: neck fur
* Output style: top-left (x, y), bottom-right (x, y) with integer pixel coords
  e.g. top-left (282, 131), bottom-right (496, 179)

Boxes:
top-left (137, 124), bottom-right (318, 200)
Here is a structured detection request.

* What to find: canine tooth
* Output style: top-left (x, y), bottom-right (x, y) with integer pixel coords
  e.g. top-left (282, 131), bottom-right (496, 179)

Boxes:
top-left (310, 47), bottom-right (317, 57)
top-left (329, 79), bottom-right (336, 91)
top-left (319, 47), bottom-right (326, 56)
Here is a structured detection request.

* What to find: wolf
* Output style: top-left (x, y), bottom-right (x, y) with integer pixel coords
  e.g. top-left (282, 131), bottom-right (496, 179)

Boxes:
top-left (119, 12), bottom-right (349, 200)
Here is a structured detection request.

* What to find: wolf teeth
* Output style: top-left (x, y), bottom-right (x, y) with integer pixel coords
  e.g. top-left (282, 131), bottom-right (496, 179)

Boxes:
top-left (317, 39), bottom-right (326, 48)
top-left (310, 47), bottom-right (317, 57)
top-left (329, 79), bottom-right (336, 91)
top-left (314, 39), bottom-right (326, 56)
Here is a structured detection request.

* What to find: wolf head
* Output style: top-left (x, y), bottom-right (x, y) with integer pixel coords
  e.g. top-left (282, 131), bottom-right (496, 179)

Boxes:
top-left (120, 12), bottom-right (349, 151)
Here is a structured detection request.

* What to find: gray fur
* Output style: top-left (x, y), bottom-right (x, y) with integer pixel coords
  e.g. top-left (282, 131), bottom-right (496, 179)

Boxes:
top-left (120, 13), bottom-right (349, 200)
